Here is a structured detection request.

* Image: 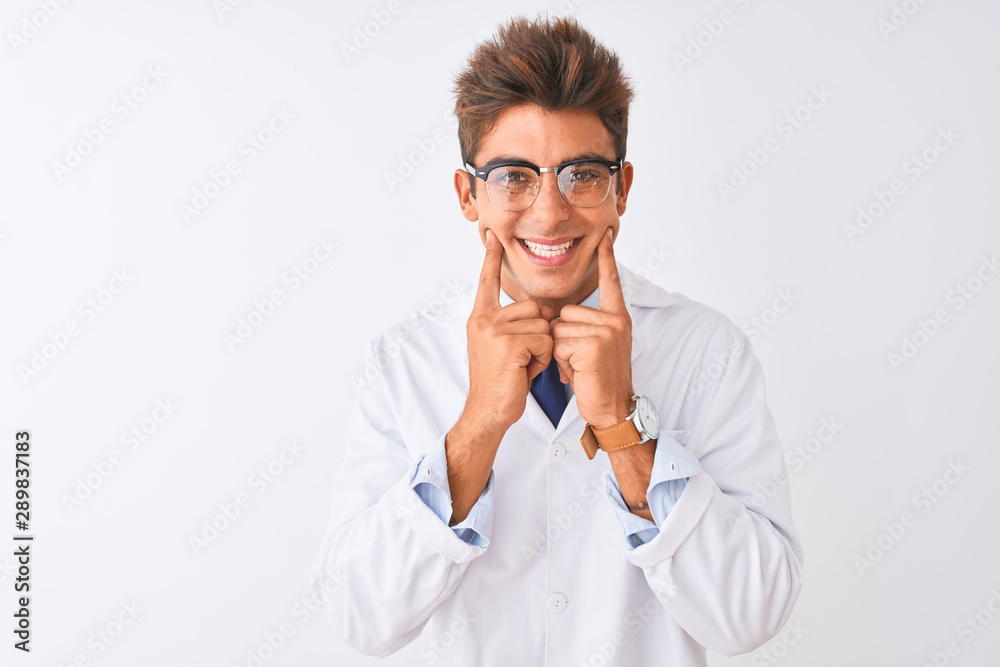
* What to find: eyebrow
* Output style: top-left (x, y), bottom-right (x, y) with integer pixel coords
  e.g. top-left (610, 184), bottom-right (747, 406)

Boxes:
top-left (479, 152), bottom-right (616, 168)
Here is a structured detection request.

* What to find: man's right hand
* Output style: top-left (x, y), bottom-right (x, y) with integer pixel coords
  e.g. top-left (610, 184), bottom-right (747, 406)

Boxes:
top-left (463, 229), bottom-right (555, 433)
top-left (445, 229), bottom-right (554, 525)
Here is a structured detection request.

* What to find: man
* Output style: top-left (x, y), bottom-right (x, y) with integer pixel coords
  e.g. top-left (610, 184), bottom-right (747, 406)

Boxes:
top-left (312, 15), bottom-right (803, 666)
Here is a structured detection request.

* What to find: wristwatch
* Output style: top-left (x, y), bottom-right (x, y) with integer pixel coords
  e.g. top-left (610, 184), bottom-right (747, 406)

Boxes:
top-left (580, 394), bottom-right (660, 460)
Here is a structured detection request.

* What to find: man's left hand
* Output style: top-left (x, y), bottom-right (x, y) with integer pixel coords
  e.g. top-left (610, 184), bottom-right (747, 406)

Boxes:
top-left (550, 227), bottom-right (634, 429)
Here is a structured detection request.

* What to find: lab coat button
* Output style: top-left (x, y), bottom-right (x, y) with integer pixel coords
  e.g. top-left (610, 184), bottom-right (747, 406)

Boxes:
top-left (548, 593), bottom-right (567, 614)
top-left (547, 442), bottom-right (566, 462)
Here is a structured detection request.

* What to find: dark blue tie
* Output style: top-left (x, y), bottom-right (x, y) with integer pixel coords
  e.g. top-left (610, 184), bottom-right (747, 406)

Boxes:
top-left (531, 358), bottom-right (568, 427)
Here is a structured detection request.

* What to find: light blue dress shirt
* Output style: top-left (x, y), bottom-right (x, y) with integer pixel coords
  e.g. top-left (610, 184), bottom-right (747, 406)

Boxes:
top-left (410, 286), bottom-right (702, 548)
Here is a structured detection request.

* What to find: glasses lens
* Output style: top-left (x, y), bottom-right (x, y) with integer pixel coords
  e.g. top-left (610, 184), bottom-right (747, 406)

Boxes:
top-left (486, 166), bottom-right (538, 211)
top-left (559, 163), bottom-right (612, 207)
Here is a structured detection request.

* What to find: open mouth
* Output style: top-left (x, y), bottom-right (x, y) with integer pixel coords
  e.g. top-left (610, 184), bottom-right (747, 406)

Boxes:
top-left (517, 237), bottom-right (581, 262)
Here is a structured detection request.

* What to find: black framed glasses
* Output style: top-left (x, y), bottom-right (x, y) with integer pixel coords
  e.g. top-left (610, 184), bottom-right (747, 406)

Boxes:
top-left (465, 157), bottom-right (622, 212)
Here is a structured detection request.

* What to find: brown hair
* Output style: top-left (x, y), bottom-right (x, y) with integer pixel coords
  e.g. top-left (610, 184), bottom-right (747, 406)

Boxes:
top-left (453, 15), bottom-right (635, 184)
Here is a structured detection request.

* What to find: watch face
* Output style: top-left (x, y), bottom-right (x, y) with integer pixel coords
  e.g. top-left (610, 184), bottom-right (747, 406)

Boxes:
top-left (637, 396), bottom-right (660, 438)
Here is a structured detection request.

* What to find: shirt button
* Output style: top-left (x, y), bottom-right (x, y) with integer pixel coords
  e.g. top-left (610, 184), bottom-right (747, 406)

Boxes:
top-left (548, 593), bottom-right (567, 614)
top-left (547, 442), bottom-right (566, 463)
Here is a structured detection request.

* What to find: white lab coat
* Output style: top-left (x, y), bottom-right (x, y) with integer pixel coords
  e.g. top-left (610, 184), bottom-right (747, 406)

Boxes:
top-left (311, 262), bottom-right (804, 666)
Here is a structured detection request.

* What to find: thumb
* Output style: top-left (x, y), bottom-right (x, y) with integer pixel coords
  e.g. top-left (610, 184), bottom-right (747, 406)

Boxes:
top-left (557, 360), bottom-right (572, 385)
top-left (526, 356), bottom-right (547, 381)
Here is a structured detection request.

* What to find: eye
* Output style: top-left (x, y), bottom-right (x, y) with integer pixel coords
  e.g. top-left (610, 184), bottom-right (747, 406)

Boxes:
top-left (491, 167), bottom-right (536, 192)
top-left (567, 164), bottom-right (604, 184)
top-left (501, 170), bottom-right (529, 183)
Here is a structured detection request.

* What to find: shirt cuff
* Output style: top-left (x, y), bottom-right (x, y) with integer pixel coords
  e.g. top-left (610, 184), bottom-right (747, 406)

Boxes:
top-left (606, 431), bottom-right (702, 548)
top-left (410, 435), bottom-right (493, 548)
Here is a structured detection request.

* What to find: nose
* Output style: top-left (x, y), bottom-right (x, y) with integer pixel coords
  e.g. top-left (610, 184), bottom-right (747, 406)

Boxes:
top-left (530, 171), bottom-right (569, 222)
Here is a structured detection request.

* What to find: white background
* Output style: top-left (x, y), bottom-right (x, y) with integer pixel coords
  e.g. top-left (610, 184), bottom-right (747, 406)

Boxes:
top-left (2, 1), bottom-right (998, 665)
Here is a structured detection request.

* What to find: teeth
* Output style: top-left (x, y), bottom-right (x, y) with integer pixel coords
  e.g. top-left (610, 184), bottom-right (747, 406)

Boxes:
top-left (522, 239), bottom-right (574, 258)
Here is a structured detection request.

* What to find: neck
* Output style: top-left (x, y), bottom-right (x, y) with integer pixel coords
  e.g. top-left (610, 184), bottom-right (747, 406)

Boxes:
top-left (501, 275), bottom-right (598, 319)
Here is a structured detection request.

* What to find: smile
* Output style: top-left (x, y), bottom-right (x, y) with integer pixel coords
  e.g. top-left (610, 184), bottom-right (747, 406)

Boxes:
top-left (519, 237), bottom-right (578, 258)
top-left (515, 236), bottom-right (582, 268)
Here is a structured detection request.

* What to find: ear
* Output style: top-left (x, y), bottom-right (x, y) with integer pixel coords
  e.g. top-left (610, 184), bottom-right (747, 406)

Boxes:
top-left (614, 161), bottom-right (634, 217)
top-left (454, 169), bottom-right (479, 222)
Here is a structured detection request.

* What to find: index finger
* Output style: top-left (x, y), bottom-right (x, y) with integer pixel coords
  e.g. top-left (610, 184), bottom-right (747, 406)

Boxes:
top-left (597, 227), bottom-right (627, 314)
top-left (474, 229), bottom-right (503, 312)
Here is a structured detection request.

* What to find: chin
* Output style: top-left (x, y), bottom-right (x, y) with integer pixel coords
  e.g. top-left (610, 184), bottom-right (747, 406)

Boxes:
top-left (520, 276), bottom-right (579, 301)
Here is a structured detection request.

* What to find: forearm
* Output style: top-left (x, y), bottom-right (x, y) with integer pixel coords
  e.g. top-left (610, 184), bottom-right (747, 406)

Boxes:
top-left (445, 412), bottom-right (505, 524)
top-left (606, 439), bottom-right (656, 521)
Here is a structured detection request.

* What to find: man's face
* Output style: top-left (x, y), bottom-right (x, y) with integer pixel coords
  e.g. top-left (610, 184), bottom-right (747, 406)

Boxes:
top-left (454, 103), bottom-right (633, 311)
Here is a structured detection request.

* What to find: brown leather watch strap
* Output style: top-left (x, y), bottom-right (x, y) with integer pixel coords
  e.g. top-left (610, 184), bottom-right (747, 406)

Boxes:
top-left (579, 419), bottom-right (644, 460)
